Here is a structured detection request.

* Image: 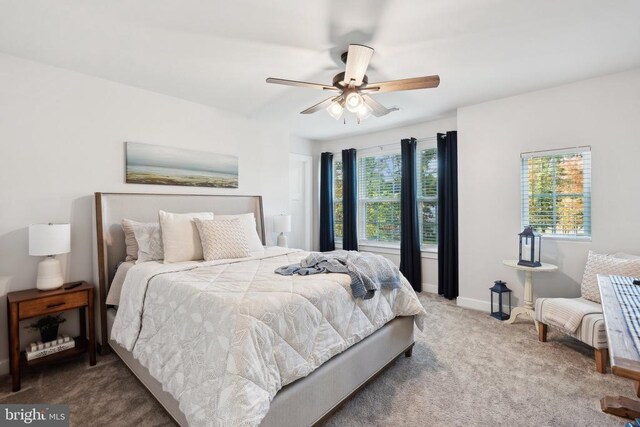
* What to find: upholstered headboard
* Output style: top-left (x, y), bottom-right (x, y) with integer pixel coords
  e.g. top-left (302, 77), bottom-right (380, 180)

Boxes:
top-left (93, 192), bottom-right (264, 350)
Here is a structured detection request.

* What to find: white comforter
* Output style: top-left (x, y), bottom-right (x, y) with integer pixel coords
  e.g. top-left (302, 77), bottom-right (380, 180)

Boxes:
top-left (111, 247), bottom-right (426, 426)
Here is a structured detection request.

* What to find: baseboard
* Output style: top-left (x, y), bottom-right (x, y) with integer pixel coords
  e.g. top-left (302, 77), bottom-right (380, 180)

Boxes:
top-left (422, 283), bottom-right (438, 294)
top-left (0, 357), bottom-right (9, 376)
top-left (456, 296), bottom-right (492, 313)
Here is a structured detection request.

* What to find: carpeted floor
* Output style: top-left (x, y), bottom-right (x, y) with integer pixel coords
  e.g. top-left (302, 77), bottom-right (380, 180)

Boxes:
top-left (0, 294), bottom-right (634, 426)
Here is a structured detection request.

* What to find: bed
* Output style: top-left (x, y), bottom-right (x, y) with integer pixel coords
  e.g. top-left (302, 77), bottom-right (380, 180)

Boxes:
top-left (94, 192), bottom-right (425, 426)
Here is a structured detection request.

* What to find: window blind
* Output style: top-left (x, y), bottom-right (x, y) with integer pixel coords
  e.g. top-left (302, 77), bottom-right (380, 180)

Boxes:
top-left (333, 159), bottom-right (343, 240)
top-left (353, 144), bottom-right (438, 247)
top-left (521, 146), bottom-right (591, 237)
top-left (417, 147), bottom-right (438, 245)
top-left (358, 152), bottom-right (402, 243)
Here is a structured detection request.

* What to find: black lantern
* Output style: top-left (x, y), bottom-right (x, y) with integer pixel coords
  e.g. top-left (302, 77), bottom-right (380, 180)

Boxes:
top-left (490, 280), bottom-right (512, 320)
top-left (518, 226), bottom-right (541, 267)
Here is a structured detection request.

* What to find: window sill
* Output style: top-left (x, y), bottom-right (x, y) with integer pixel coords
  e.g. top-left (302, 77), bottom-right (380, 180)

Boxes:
top-left (335, 242), bottom-right (438, 259)
top-left (542, 235), bottom-right (592, 243)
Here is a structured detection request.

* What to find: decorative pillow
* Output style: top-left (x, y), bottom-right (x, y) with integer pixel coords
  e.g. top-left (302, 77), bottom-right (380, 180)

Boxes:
top-left (581, 251), bottom-right (640, 303)
top-left (133, 222), bottom-right (164, 263)
top-left (159, 210), bottom-right (213, 263)
top-left (121, 219), bottom-right (157, 261)
top-left (215, 213), bottom-right (263, 252)
top-left (195, 218), bottom-right (250, 261)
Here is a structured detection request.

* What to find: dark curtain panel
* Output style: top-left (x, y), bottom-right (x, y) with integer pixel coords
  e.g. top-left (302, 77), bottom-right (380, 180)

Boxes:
top-left (400, 138), bottom-right (422, 292)
top-left (437, 131), bottom-right (459, 299)
top-left (341, 148), bottom-right (358, 251)
top-left (319, 152), bottom-right (335, 252)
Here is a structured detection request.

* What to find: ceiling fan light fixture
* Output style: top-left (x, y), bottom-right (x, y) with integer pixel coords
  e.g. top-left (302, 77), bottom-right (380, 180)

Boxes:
top-left (326, 101), bottom-right (344, 120)
top-left (345, 92), bottom-right (364, 112)
top-left (356, 103), bottom-right (372, 120)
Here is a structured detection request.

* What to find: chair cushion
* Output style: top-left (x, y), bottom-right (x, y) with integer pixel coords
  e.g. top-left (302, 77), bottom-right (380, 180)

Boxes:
top-left (536, 297), bottom-right (608, 349)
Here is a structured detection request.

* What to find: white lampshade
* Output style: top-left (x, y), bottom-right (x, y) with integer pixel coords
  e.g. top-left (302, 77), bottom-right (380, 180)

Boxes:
top-left (29, 223), bottom-right (71, 256)
top-left (273, 215), bottom-right (291, 234)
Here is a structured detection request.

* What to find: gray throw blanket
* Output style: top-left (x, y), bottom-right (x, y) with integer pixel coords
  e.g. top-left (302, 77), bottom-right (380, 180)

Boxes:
top-left (275, 250), bottom-right (402, 299)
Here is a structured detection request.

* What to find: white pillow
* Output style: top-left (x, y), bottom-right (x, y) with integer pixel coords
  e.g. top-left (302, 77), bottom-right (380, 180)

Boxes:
top-left (613, 252), bottom-right (640, 260)
top-left (581, 251), bottom-right (640, 303)
top-left (132, 222), bottom-right (164, 263)
top-left (159, 210), bottom-right (214, 263)
top-left (215, 213), bottom-right (263, 252)
top-left (195, 218), bottom-right (251, 261)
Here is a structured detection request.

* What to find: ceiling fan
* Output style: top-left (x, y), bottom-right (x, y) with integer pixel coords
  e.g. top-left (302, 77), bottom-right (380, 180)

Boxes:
top-left (266, 44), bottom-right (440, 122)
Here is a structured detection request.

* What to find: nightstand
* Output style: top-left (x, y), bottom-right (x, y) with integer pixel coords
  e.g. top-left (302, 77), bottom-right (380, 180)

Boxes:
top-left (7, 281), bottom-right (96, 392)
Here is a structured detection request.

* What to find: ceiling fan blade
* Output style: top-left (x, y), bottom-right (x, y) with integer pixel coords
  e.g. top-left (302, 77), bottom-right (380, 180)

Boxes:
top-left (362, 95), bottom-right (398, 117)
top-left (266, 78), bottom-right (339, 92)
top-left (343, 44), bottom-right (374, 86)
top-left (363, 75), bottom-right (440, 93)
top-left (300, 96), bottom-right (339, 115)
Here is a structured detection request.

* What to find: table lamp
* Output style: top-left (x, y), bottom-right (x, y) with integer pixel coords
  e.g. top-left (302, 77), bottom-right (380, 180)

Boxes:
top-left (273, 215), bottom-right (291, 248)
top-left (29, 223), bottom-right (71, 290)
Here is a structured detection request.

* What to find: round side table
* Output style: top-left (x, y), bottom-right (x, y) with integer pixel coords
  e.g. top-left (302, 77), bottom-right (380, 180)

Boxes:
top-left (502, 260), bottom-right (558, 328)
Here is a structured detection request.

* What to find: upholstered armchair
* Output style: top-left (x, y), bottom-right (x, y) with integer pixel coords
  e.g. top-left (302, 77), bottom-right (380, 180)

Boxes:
top-left (535, 251), bottom-right (640, 373)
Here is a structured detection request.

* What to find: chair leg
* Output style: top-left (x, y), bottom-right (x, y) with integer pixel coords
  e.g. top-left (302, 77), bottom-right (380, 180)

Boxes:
top-left (595, 348), bottom-right (608, 374)
top-left (538, 322), bottom-right (548, 342)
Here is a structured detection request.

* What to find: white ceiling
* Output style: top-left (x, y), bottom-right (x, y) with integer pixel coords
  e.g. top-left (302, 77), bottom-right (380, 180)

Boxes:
top-left (1, 0), bottom-right (639, 140)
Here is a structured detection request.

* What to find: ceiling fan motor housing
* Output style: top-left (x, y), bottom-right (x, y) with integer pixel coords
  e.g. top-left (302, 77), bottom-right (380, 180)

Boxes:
top-left (333, 71), bottom-right (368, 88)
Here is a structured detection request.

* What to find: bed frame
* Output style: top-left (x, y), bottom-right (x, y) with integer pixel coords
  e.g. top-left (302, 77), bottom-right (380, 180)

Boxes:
top-left (94, 192), bottom-right (415, 426)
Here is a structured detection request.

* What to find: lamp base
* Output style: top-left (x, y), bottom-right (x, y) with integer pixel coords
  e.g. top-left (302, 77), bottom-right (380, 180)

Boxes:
top-left (36, 256), bottom-right (64, 290)
top-left (277, 233), bottom-right (288, 248)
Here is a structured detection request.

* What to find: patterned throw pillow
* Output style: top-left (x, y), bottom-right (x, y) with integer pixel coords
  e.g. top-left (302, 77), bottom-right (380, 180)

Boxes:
top-left (121, 219), bottom-right (155, 261)
top-left (581, 251), bottom-right (640, 303)
top-left (215, 213), bottom-right (264, 252)
top-left (132, 223), bottom-right (164, 263)
top-left (195, 218), bottom-right (250, 261)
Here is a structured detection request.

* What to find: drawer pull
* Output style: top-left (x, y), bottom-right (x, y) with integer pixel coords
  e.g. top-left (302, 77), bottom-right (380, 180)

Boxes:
top-left (46, 302), bottom-right (66, 309)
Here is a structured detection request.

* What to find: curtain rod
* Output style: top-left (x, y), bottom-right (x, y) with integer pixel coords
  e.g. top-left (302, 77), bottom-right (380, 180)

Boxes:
top-left (327, 136), bottom-right (438, 156)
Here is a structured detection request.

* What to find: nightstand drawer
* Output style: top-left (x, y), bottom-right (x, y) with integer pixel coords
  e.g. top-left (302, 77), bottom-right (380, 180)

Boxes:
top-left (19, 291), bottom-right (88, 319)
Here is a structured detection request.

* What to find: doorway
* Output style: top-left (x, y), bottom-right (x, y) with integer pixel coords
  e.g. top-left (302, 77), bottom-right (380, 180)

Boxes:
top-left (288, 153), bottom-right (312, 250)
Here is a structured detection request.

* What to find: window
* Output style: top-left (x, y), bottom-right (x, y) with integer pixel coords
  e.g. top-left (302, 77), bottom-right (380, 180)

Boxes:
top-left (355, 143), bottom-right (438, 248)
top-left (521, 147), bottom-right (591, 237)
top-left (358, 151), bottom-right (402, 244)
top-left (418, 147), bottom-right (438, 245)
top-left (333, 159), bottom-right (343, 241)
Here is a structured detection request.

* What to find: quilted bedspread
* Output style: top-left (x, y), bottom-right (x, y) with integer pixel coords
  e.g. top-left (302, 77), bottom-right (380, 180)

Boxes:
top-left (111, 247), bottom-right (426, 426)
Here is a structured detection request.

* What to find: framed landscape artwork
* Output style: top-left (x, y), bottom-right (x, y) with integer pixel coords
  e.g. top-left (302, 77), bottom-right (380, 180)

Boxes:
top-left (125, 142), bottom-right (238, 188)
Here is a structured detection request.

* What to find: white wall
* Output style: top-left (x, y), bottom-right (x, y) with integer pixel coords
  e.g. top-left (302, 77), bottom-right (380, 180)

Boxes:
top-left (289, 135), bottom-right (314, 156)
top-left (0, 53), bottom-right (303, 372)
top-left (316, 116), bottom-right (458, 291)
top-left (457, 69), bottom-right (640, 311)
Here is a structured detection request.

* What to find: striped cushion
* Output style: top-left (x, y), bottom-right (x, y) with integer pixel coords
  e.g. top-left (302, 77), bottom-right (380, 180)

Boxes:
top-left (536, 297), bottom-right (608, 349)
